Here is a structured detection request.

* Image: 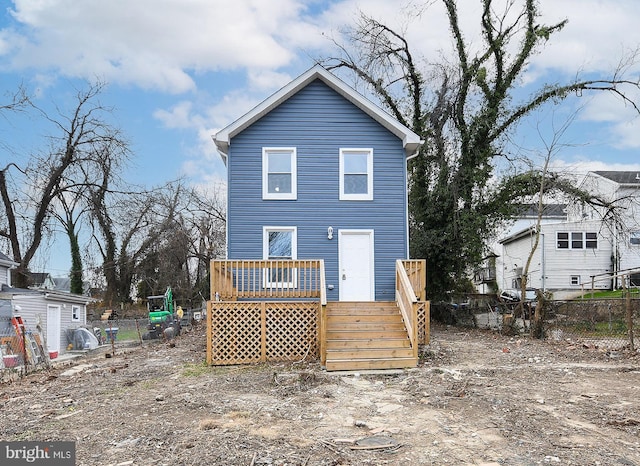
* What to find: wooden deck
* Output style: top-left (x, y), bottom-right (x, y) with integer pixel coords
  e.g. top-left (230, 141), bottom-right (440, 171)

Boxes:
top-left (207, 259), bottom-right (429, 370)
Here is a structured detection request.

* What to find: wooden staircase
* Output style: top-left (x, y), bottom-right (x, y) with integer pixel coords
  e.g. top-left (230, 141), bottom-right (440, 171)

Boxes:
top-left (324, 301), bottom-right (418, 371)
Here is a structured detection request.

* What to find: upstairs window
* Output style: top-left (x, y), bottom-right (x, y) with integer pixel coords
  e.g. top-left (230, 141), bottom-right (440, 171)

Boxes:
top-left (631, 231), bottom-right (640, 246)
top-left (557, 232), bottom-right (569, 249)
top-left (263, 148), bottom-right (296, 200)
top-left (571, 232), bottom-right (583, 249)
top-left (557, 232), bottom-right (598, 250)
top-left (340, 148), bottom-right (373, 200)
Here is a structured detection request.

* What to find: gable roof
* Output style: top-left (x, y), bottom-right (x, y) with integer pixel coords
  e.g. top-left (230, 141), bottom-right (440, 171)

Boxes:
top-left (593, 171), bottom-right (640, 186)
top-left (0, 252), bottom-right (18, 268)
top-left (515, 203), bottom-right (567, 219)
top-left (213, 65), bottom-right (423, 161)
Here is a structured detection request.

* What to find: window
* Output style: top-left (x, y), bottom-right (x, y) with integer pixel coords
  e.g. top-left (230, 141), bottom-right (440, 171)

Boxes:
top-left (263, 227), bottom-right (297, 287)
top-left (263, 148), bottom-right (296, 200)
top-left (631, 231), bottom-right (640, 246)
top-left (557, 232), bottom-right (569, 249)
top-left (71, 305), bottom-right (80, 322)
top-left (570, 276), bottom-right (581, 286)
top-left (340, 148), bottom-right (373, 200)
top-left (557, 232), bottom-right (598, 250)
top-left (585, 232), bottom-right (598, 249)
top-left (571, 232), bottom-right (583, 249)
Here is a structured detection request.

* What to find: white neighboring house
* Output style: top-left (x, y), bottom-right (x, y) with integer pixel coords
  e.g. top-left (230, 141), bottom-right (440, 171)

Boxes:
top-left (569, 171), bottom-right (640, 286)
top-left (481, 204), bottom-right (567, 294)
top-left (0, 252), bottom-right (91, 358)
top-left (496, 171), bottom-right (640, 298)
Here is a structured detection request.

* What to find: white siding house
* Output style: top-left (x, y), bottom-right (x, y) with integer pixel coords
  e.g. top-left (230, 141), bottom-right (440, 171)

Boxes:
top-left (499, 220), bottom-right (613, 296)
top-left (0, 252), bottom-right (17, 287)
top-left (1, 252), bottom-right (91, 358)
top-left (569, 171), bottom-right (640, 285)
top-left (496, 171), bottom-right (640, 297)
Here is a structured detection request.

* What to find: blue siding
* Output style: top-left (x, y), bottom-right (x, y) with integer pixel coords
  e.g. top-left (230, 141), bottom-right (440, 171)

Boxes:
top-left (227, 80), bottom-right (408, 301)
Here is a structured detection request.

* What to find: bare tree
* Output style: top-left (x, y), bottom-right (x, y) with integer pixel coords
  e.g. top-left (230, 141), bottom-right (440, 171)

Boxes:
top-left (132, 185), bottom-right (226, 307)
top-left (0, 82), bottom-right (129, 289)
top-left (88, 178), bottom-right (212, 307)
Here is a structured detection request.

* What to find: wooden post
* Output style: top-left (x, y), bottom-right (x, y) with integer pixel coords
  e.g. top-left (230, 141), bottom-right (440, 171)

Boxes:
top-left (206, 300), bottom-right (212, 364)
top-left (21, 326), bottom-right (28, 375)
top-left (260, 302), bottom-right (267, 363)
top-left (624, 275), bottom-right (634, 351)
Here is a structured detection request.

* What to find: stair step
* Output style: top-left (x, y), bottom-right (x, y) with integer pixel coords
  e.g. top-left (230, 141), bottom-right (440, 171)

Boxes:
top-left (326, 330), bottom-right (409, 340)
top-left (323, 301), bottom-right (415, 371)
top-left (326, 302), bottom-right (399, 315)
top-left (327, 322), bottom-right (406, 332)
top-left (325, 357), bottom-right (417, 371)
top-left (326, 348), bottom-right (414, 359)
top-left (327, 314), bottom-right (402, 323)
top-left (326, 338), bottom-right (410, 349)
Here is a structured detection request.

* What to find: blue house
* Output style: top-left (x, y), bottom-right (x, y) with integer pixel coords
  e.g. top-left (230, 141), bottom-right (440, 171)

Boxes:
top-left (211, 65), bottom-right (429, 370)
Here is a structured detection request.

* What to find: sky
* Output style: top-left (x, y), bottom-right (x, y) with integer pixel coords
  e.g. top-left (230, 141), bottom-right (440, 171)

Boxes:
top-left (1, 0), bottom-right (640, 275)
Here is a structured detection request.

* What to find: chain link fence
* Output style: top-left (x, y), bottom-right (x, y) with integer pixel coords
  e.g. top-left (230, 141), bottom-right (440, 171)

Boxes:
top-left (432, 295), bottom-right (640, 350)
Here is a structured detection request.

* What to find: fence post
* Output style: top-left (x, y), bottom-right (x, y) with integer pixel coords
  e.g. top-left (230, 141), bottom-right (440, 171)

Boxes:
top-left (625, 275), bottom-right (634, 351)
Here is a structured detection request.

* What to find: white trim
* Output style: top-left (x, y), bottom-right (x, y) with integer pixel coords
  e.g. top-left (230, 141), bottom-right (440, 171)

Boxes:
top-left (338, 229), bottom-right (375, 301)
top-left (556, 231), bottom-right (599, 250)
top-left (339, 148), bottom-right (373, 201)
top-left (46, 304), bottom-right (61, 353)
top-left (213, 65), bottom-right (423, 160)
top-left (71, 304), bottom-right (81, 322)
top-left (262, 147), bottom-right (297, 200)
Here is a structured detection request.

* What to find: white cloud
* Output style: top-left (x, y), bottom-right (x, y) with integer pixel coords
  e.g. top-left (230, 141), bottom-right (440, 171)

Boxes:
top-left (2, 0), bottom-right (327, 93)
top-left (154, 101), bottom-right (198, 129)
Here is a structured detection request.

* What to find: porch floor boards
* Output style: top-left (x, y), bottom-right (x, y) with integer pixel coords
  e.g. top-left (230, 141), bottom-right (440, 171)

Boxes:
top-left (324, 301), bottom-right (417, 371)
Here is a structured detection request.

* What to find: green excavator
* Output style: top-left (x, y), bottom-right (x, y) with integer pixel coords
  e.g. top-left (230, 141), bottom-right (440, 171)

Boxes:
top-left (147, 287), bottom-right (181, 339)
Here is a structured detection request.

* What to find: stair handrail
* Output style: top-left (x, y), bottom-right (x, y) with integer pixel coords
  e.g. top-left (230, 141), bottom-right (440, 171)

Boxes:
top-left (396, 259), bottom-right (418, 359)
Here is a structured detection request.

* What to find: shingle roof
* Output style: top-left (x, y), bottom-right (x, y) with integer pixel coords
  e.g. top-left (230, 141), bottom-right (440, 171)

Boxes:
top-left (593, 171), bottom-right (640, 185)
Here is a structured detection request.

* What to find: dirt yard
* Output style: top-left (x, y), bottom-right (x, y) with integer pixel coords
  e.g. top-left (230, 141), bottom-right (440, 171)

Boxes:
top-left (2, 324), bottom-right (640, 466)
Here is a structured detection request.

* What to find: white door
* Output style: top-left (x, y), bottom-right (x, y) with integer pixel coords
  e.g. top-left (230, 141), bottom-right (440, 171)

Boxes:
top-left (339, 230), bottom-right (375, 301)
top-left (46, 305), bottom-right (61, 353)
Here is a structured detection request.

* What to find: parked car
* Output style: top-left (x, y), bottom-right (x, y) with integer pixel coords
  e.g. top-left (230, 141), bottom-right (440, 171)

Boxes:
top-left (499, 288), bottom-right (537, 303)
top-left (498, 288), bottom-right (538, 318)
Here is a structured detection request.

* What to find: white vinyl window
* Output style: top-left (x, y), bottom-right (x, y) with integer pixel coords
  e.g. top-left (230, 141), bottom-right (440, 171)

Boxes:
top-left (340, 148), bottom-right (373, 200)
top-left (71, 305), bottom-right (81, 322)
top-left (631, 231), bottom-right (640, 246)
top-left (263, 227), bottom-right (297, 287)
top-left (262, 147), bottom-right (296, 200)
top-left (557, 232), bottom-right (598, 250)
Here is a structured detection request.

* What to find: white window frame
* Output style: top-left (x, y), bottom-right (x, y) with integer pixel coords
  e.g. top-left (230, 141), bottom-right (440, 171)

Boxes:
top-left (570, 275), bottom-right (581, 286)
top-left (262, 226), bottom-right (297, 288)
top-left (71, 305), bottom-right (81, 322)
top-left (556, 231), bottom-right (598, 250)
top-left (262, 147), bottom-right (297, 200)
top-left (631, 231), bottom-right (640, 246)
top-left (339, 148), bottom-right (373, 201)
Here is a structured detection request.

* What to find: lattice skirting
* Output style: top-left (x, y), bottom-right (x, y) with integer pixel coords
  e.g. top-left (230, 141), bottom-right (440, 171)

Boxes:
top-left (208, 301), bottom-right (319, 365)
top-left (417, 301), bottom-right (431, 345)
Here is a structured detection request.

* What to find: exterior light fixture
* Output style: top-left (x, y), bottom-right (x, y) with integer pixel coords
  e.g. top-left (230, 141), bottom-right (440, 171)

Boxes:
top-left (327, 226), bottom-right (334, 240)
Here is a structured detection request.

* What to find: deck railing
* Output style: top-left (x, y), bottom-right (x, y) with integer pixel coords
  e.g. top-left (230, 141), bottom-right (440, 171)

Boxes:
top-left (210, 259), bottom-right (326, 304)
top-left (396, 259), bottom-right (420, 359)
top-left (402, 259), bottom-right (427, 301)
